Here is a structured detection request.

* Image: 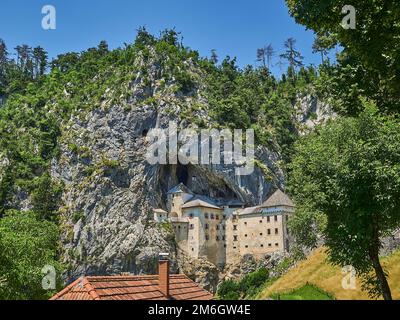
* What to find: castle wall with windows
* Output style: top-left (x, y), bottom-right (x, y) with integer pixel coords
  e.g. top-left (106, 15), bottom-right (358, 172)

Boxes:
top-left (154, 184), bottom-right (295, 267)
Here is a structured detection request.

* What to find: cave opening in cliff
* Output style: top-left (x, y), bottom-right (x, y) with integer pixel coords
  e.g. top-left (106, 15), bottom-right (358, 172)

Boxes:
top-left (142, 129), bottom-right (149, 137)
top-left (177, 164), bottom-right (189, 185)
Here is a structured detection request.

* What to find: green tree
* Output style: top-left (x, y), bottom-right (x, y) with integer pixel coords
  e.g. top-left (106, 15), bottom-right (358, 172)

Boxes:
top-left (312, 34), bottom-right (335, 64)
top-left (31, 173), bottom-right (62, 222)
top-left (0, 39), bottom-right (8, 90)
top-left (0, 211), bottom-right (62, 300)
top-left (217, 279), bottom-right (239, 300)
top-left (280, 37), bottom-right (303, 70)
top-left (210, 49), bottom-right (218, 64)
top-left (289, 103), bottom-right (400, 300)
top-left (286, 0), bottom-right (400, 113)
top-left (32, 46), bottom-right (48, 77)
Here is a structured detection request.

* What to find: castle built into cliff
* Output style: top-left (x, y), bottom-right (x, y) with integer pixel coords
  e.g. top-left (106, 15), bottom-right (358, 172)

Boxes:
top-left (153, 183), bottom-right (295, 267)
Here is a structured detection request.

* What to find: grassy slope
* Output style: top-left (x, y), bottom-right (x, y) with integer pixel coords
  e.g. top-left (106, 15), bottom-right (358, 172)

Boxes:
top-left (257, 247), bottom-right (400, 300)
top-left (271, 284), bottom-right (333, 300)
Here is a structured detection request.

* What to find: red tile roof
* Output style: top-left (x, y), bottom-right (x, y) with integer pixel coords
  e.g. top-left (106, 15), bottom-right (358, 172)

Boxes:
top-left (50, 274), bottom-right (214, 301)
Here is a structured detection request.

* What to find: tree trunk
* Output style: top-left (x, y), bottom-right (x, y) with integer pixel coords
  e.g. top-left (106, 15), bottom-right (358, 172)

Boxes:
top-left (369, 247), bottom-right (392, 300)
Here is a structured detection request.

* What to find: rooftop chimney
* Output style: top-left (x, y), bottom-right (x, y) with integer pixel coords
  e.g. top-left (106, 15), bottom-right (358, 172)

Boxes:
top-left (158, 253), bottom-right (170, 298)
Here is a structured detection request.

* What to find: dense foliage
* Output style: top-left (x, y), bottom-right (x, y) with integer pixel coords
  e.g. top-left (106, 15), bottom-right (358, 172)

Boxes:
top-left (286, 0), bottom-right (400, 300)
top-left (0, 211), bottom-right (62, 300)
top-left (286, 0), bottom-right (400, 115)
top-left (289, 105), bottom-right (400, 300)
top-left (217, 268), bottom-right (269, 300)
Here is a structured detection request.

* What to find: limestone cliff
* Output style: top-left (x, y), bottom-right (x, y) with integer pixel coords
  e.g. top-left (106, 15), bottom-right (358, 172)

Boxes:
top-left (51, 47), bottom-right (284, 285)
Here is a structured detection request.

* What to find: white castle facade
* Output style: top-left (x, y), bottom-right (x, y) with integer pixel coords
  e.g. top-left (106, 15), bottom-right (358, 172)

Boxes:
top-left (153, 183), bottom-right (295, 267)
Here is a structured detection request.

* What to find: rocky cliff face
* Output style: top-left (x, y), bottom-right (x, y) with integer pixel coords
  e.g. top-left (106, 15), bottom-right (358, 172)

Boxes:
top-left (51, 48), bottom-right (285, 284)
top-left (294, 94), bottom-right (336, 133)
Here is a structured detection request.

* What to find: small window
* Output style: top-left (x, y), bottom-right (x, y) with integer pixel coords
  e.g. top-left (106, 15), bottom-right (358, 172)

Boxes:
top-left (205, 224), bottom-right (209, 230)
top-left (275, 228), bottom-right (279, 235)
top-left (205, 235), bottom-right (209, 240)
top-left (259, 220), bottom-right (262, 223)
top-left (191, 248), bottom-right (194, 251)
top-left (275, 243), bottom-right (279, 247)
top-left (190, 224), bottom-right (194, 230)
top-left (224, 244), bottom-right (227, 248)
top-left (245, 245), bottom-right (249, 248)
top-left (245, 234), bottom-right (248, 237)
top-left (260, 233), bottom-right (263, 236)
top-left (216, 225), bottom-right (220, 230)
top-left (216, 215), bottom-right (220, 220)
top-left (205, 213), bottom-right (209, 219)
top-left (268, 243), bottom-right (272, 247)
top-left (267, 229), bottom-right (271, 235)
top-left (189, 213), bottom-right (194, 219)
top-left (244, 222), bottom-right (247, 225)
top-left (223, 215), bottom-right (226, 220)
top-left (233, 246), bottom-right (237, 249)
top-left (234, 235), bottom-right (238, 242)
top-left (267, 216), bottom-right (270, 223)
top-left (222, 236), bottom-right (225, 241)
top-left (211, 213), bottom-right (215, 220)
top-left (261, 244), bottom-right (264, 248)
top-left (216, 236), bottom-right (220, 241)
top-left (274, 215), bottom-right (278, 222)
top-left (233, 225), bottom-right (237, 231)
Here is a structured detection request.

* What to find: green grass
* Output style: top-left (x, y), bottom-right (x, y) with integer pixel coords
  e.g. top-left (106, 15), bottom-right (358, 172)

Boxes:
top-left (271, 284), bottom-right (334, 300)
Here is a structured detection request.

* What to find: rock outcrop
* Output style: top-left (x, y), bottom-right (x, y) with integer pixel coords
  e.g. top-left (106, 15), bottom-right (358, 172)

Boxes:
top-left (51, 48), bottom-right (285, 283)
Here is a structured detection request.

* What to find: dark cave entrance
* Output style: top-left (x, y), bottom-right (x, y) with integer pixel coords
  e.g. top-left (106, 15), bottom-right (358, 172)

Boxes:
top-left (177, 164), bottom-right (189, 185)
top-left (142, 129), bottom-right (149, 137)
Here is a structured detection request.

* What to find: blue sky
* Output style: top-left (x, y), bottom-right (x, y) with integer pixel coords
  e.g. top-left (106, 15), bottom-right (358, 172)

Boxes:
top-left (0, 0), bottom-right (335, 76)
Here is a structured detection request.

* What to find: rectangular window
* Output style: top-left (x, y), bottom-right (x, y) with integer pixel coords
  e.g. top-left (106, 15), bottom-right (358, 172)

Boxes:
top-left (210, 213), bottom-right (214, 220)
top-left (216, 236), bottom-right (220, 241)
top-left (245, 245), bottom-right (249, 248)
top-left (205, 224), bottom-right (209, 230)
top-left (216, 225), bottom-right (220, 230)
top-left (267, 216), bottom-right (270, 223)
top-left (233, 235), bottom-right (238, 242)
top-left (275, 228), bottom-right (279, 235)
top-left (267, 229), bottom-right (271, 235)
top-left (204, 213), bottom-right (209, 219)
top-left (190, 224), bottom-right (194, 230)
top-left (233, 225), bottom-right (237, 231)
top-left (189, 213), bottom-right (194, 219)
top-left (274, 215), bottom-right (278, 222)
top-left (216, 215), bottom-right (219, 220)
